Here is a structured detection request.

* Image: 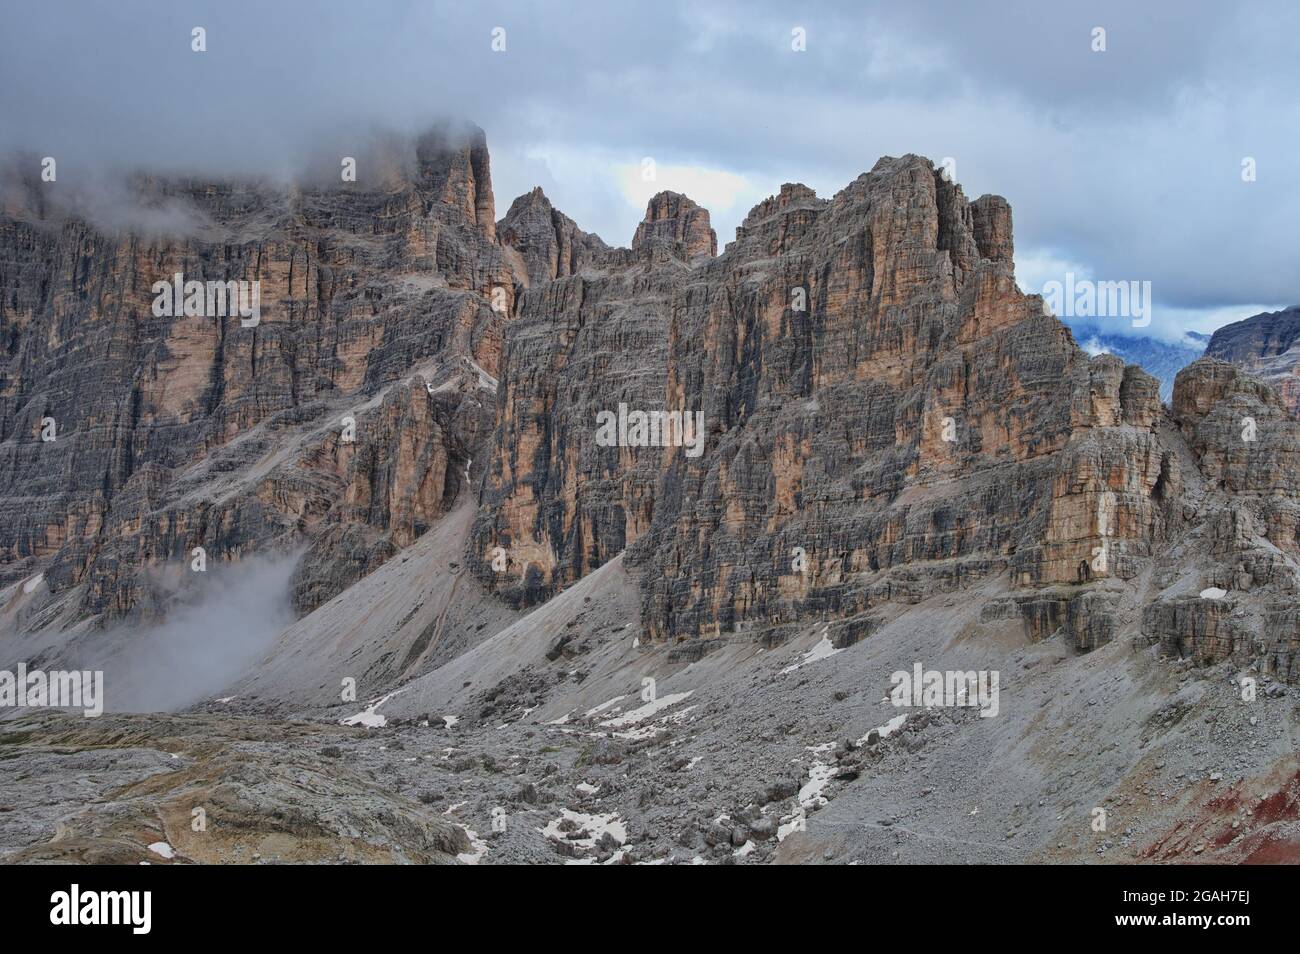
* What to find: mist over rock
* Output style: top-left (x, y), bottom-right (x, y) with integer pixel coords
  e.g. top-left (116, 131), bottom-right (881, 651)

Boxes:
top-left (0, 123), bottom-right (512, 631)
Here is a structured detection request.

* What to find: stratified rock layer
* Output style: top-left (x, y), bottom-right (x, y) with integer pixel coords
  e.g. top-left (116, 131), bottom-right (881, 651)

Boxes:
top-left (0, 123), bottom-right (513, 627)
top-left (475, 157), bottom-right (1300, 681)
top-left (4, 132), bottom-right (1300, 683)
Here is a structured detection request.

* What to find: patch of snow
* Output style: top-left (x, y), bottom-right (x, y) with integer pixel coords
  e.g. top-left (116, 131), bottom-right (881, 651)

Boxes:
top-left (600, 691), bottom-right (694, 728)
top-left (780, 628), bottom-right (843, 675)
top-left (584, 695), bottom-right (627, 718)
top-left (540, 809), bottom-right (627, 852)
top-left (21, 573), bottom-right (43, 594)
top-left (340, 690), bottom-right (404, 728)
top-left (857, 713), bottom-right (908, 746)
top-left (576, 782), bottom-right (600, 795)
top-left (1199, 587), bottom-right (1228, 600)
top-left (798, 752), bottom-right (838, 808)
top-left (147, 842), bottom-right (174, 859)
top-left (793, 714), bottom-right (911, 823)
top-left (457, 829), bottom-right (488, 864)
top-left (426, 377), bottom-right (460, 395)
top-left (777, 814), bottom-right (805, 841)
top-left (442, 715), bottom-right (460, 729)
top-left (608, 705), bottom-right (697, 740)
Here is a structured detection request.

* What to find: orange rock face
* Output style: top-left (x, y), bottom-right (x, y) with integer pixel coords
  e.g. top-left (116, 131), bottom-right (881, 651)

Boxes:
top-left (4, 134), bottom-right (1299, 682)
top-left (475, 154), bottom-right (1300, 681)
top-left (0, 124), bottom-right (512, 626)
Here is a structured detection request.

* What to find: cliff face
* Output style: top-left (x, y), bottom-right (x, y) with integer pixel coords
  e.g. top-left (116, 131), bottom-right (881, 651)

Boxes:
top-left (473, 157), bottom-right (1300, 681)
top-left (469, 189), bottom-right (701, 606)
top-left (0, 123), bottom-right (514, 628)
top-left (629, 159), bottom-right (1175, 642)
top-left (496, 187), bottom-right (608, 287)
top-left (1204, 305), bottom-right (1300, 414)
top-left (477, 161), bottom-right (1168, 621)
top-left (3, 131), bottom-right (1298, 683)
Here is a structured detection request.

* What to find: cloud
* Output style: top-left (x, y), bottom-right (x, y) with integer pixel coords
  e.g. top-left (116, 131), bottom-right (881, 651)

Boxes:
top-left (0, 553), bottom-right (300, 713)
top-left (0, 0), bottom-right (1295, 334)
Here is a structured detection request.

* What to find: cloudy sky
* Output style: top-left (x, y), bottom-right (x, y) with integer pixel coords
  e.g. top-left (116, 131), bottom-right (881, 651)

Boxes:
top-left (1, 0), bottom-right (1295, 340)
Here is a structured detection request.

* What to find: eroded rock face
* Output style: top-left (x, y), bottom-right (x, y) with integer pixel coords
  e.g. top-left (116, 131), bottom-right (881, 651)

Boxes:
top-left (1172, 358), bottom-right (1300, 544)
top-left (469, 199), bottom-right (689, 607)
top-left (6, 130), bottom-right (1300, 685)
top-left (632, 191), bottom-right (716, 260)
top-left (0, 124), bottom-right (514, 629)
top-left (497, 187), bottom-right (608, 287)
top-left (474, 154), bottom-right (1300, 681)
top-left (627, 157), bottom-right (1171, 641)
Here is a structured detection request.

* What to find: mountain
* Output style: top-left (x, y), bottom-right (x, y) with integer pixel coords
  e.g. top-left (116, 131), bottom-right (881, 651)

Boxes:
top-left (1072, 330), bottom-right (1206, 401)
top-left (3, 132), bottom-right (1299, 865)
top-left (0, 123), bottom-right (510, 631)
top-left (1204, 305), bottom-right (1300, 414)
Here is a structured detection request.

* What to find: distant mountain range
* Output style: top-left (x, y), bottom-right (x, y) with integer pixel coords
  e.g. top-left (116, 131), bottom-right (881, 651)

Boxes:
top-left (1203, 305), bottom-right (1300, 413)
top-left (1069, 328), bottom-right (1209, 401)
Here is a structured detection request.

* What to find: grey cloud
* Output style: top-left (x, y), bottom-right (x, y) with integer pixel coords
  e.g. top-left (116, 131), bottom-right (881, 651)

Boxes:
top-left (0, 0), bottom-right (1294, 327)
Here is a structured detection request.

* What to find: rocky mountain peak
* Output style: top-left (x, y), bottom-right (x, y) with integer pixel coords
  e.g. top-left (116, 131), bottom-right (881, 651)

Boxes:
top-left (631, 190), bottom-right (716, 260)
top-left (497, 185), bottom-right (607, 286)
top-left (414, 122), bottom-right (497, 241)
top-left (971, 193), bottom-right (1014, 262)
top-left (739, 182), bottom-right (822, 229)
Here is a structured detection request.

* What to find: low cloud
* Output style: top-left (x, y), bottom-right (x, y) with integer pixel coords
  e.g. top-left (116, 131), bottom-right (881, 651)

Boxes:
top-left (1, 553), bottom-right (299, 714)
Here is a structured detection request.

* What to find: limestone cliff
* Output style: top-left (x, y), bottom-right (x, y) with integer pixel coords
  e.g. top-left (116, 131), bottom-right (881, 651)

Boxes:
top-left (3, 132), bottom-right (1298, 685)
top-left (0, 123), bottom-right (513, 628)
top-left (474, 157), bottom-right (1300, 682)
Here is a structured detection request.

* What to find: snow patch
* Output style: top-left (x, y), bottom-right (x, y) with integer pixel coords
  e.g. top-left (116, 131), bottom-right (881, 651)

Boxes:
top-left (584, 695), bottom-right (627, 718)
top-left (340, 689), bottom-right (404, 728)
top-left (600, 691), bottom-right (693, 728)
top-left (540, 809), bottom-right (627, 852)
top-left (780, 628), bottom-right (843, 675)
top-left (457, 829), bottom-right (488, 864)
